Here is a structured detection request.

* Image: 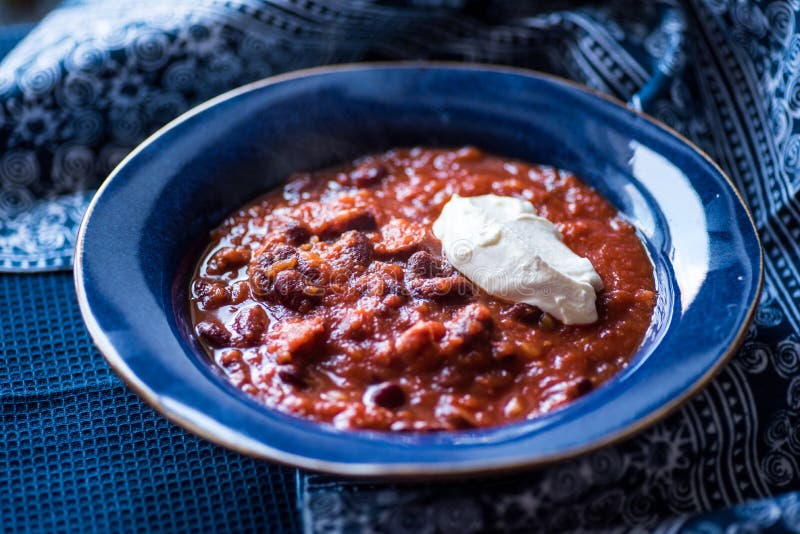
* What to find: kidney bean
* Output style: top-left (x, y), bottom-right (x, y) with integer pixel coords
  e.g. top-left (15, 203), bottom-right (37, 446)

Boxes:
top-left (336, 231), bottom-right (373, 267)
top-left (406, 251), bottom-right (451, 278)
top-left (539, 313), bottom-right (557, 331)
top-left (505, 303), bottom-right (543, 324)
top-left (248, 244), bottom-right (298, 298)
top-left (366, 382), bottom-right (406, 409)
top-left (206, 246), bottom-right (251, 275)
top-left (277, 364), bottom-right (308, 388)
top-left (563, 377), bottom-right (593, 399)
top-left (196, 321), bottom-right (231, 347)
top-left (228, 280), bottom-right (251, 304)
top-left (230, 305), bottom-right (270, 347)
top-left (192, 278), bottom-right (230, 310)
top-left (284, 222), bottom-right (311, 245)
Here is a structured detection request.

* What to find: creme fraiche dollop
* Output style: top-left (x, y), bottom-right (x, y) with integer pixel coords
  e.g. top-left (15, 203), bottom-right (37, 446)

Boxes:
top-left (432, 194), bottom-right (603, 325)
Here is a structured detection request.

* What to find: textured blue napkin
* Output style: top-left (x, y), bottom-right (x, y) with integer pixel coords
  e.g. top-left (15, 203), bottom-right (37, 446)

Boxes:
top-left (2, 1), bottom-right (800, 533)
top-left (0, 276), bottom-right (300, 534)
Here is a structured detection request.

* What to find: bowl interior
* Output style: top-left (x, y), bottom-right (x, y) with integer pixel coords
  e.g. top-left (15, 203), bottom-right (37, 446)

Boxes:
top-left (78, 65), bottom-right (761, 473)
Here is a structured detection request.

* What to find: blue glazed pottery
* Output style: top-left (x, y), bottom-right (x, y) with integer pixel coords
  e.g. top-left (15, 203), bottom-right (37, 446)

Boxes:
top-left (74, 63), bottom-right (762, 477)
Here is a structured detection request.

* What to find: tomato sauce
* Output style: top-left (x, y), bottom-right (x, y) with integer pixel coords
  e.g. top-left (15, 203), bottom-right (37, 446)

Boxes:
top-left (190, 147), bottom-right (656, 431)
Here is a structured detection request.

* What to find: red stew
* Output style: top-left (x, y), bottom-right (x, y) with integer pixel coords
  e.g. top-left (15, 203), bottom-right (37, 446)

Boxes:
top-left (190, 147), bottom-right (656, 431)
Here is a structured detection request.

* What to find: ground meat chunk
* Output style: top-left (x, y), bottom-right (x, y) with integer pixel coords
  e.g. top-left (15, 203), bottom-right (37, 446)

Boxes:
top-left (406, 251), bottom-right (452, 278)
top-left (336, 308), bottom-right (374, 341)
top-left (394, 320), bottom-right (446, 361)
top-left (294, 258), bottom-right (328, 286)
top-left (446, 303), bottom-right (493, 347)
top-left (267, 316), bottom-right (326, 364)
top-left (354, 262), bottom-right (407, 300)
top-left (375, 218), bottom-right (430, 256)
top-left (248, 243), bottom-right (324, 311)
top-left (218, 349), bottom-right (243, 368)
top-left (329, 231), bottom-right (373, 269)
top-left (435, 396), bottom-right (480, 429)
top-left (404, 250), bottom-right (465, 301)
top-left (248, 244), bottom-right (298, 298)
top-left (316, 208), bottom-right (377, 238)
top-left (206, 246), bottom-right (251, 275)
top-left (407, 275), bottom-right (472, 300)
top-left (273, 270), bottom-right (323, 311)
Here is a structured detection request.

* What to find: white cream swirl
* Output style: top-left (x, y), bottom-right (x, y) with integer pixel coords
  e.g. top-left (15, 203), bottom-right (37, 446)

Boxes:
top-left (432, 194), bottom-right (603, 325)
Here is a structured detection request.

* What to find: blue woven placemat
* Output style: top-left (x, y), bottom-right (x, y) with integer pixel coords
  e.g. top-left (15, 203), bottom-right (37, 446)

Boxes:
top-left (0, 272), bottom-right (300, 533)
top-left (0, 20), bottom-right (287, 534)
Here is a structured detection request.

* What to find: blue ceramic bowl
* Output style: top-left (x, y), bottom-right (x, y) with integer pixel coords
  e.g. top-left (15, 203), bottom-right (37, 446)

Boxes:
top-left (75, 63), bottom-right (762, 477)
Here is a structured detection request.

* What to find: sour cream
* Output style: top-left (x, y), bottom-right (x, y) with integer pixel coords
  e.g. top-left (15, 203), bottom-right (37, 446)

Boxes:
top-left (432, 194), bottom-right (603, 325)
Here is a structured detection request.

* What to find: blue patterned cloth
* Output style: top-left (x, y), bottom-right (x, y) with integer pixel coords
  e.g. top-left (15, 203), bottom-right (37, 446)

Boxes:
top-left (0, 273), bottom-right (300, 533)
top-left (3, 1), bottom-right (800, 532)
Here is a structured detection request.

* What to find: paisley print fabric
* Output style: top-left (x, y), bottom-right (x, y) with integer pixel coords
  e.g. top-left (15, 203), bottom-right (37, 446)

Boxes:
top-left (2, 0), bottom-right (800, 531)
top-left (0, 0), bottom-right (684, 271)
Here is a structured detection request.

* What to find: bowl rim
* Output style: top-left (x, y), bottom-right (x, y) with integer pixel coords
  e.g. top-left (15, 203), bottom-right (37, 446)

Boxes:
top-left (74, 61), bottom-right (763, 478)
